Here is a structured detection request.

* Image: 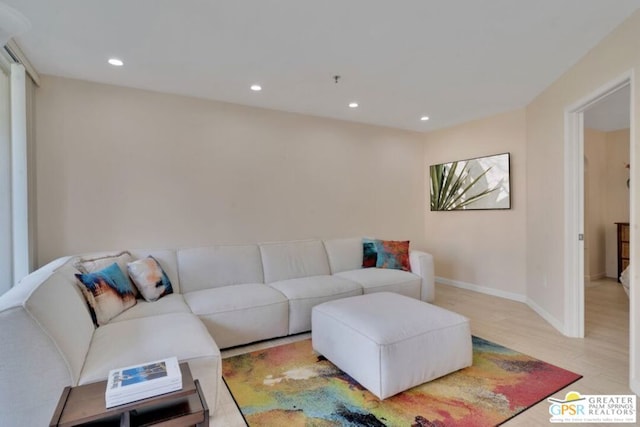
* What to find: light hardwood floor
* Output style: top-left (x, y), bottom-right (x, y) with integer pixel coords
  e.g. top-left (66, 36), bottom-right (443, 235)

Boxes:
top-left (211, 279), bottom-right (632, 426)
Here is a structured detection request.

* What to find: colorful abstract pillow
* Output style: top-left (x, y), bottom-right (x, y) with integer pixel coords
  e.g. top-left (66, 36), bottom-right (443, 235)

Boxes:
top-left (362, 238), bottom-right (379, 268)
top-left (127, 256), bottom-right (174, 302)
top-left (75, 262), bottom-right (137, 326)
top-left (374, 240), bottom-right (411, 271)
top-left (74, 251), bottom-right (139, 297)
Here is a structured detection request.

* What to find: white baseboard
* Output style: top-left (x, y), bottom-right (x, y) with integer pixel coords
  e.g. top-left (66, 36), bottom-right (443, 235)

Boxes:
top-left (436, 276), bottom-right (565, 334)
top-left (436, 276), bottom-right (526, 303)
top-left (525, 296), bottom-right (566, 334)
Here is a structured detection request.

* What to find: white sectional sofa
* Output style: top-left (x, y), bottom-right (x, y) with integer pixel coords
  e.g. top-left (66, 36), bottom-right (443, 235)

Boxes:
top-left (0, 237), bottom-right (434, 426)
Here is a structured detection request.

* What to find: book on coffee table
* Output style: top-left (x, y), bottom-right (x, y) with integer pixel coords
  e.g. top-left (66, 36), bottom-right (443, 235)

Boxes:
top-left (105, 356), bottom-right (182, 408)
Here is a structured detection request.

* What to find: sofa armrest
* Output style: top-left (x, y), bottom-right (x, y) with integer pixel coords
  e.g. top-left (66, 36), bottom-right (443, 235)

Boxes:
top-left (409, 250), bottom-right (435, 302)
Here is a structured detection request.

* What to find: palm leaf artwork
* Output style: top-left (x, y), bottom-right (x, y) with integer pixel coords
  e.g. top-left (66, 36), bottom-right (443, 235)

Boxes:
top-left (430, 161), bottom-right (498, 210)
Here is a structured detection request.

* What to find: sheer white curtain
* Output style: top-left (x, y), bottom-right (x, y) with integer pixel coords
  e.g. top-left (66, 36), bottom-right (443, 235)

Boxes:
top-left (0, 62), bottom-right (34, 294)
top-left (0, 63), bottom-right (10, 294)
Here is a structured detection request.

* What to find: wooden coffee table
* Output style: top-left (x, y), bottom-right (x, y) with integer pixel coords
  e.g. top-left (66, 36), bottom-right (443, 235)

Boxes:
top-left (49, 363), bottom-right (208, 427)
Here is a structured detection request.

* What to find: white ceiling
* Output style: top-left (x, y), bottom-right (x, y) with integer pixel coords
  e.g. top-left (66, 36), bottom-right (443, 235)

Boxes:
top-left (4, 0), bottom-right (640, 132)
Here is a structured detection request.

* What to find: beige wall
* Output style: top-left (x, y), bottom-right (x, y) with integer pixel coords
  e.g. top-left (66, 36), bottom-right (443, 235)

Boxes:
top-left (423, 109), bottom-right (527, 298)
top-left (584, 128), bottom-right (607, 281)
top-left (584, 128), bottom-right (629, 280)
top-left (34, 76), bottom-right (427, 265)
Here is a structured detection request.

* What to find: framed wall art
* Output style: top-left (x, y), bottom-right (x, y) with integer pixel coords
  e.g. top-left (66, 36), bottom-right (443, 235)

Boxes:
top-left (430, 152), bottom-right (511, 211)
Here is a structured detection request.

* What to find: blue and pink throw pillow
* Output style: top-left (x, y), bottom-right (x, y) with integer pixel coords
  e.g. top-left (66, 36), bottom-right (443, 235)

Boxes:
top-left (363, 238), bottom-right (411, 271)
top-left (375, 240), bottom-right (411, 271)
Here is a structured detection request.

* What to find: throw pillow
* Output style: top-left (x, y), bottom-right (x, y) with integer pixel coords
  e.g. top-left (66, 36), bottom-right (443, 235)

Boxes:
top-left (127, 256), bottom-right (174, 302)
top-left (75, 262), bottom-right (137, 326)
top-left (362, 238), bottom-right (379, 268)
top-left (374, 240), bottom-right (411, 271)
top-left (74, 251), bottom-right (139, 297)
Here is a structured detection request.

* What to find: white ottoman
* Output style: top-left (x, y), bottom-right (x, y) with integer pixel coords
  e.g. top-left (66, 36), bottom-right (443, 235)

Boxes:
top-left (312, 292), bottom-right (472, 399)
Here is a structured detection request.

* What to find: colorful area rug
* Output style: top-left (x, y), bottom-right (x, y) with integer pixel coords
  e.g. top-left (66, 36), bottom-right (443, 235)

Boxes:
top-left (222, 337), bottom-right (582, 426)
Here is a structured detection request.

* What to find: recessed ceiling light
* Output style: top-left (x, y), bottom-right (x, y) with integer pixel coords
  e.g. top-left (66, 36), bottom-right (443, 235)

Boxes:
top-left (420, 116), bottom-right (430, 121)
top-left (250, 84), bottom-right (262, 91)
top-left (108, 58), bottom-right (124, 67)
top-left (348, 102), bottom-right (359, 108)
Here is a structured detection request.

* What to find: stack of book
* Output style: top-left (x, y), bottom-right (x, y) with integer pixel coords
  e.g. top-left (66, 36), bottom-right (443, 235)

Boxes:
top-left (105, 356), bottom-right (182, 408)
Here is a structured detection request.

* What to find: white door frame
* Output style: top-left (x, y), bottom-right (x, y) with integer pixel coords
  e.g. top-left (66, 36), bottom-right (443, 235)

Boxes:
top-left (564, 72), bottom-right (632, 338)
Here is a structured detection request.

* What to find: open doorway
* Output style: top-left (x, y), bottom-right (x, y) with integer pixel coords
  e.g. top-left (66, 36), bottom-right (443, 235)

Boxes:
top-left (583, 85), bottom-right (630, 336)
top-left (564, 73), bottom-right (632, 339)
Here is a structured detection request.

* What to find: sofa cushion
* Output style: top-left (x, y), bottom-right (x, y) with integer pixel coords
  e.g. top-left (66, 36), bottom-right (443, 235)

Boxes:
top-left (74, 250), bottom-right (132, 273)
top-left (323, 237), bottom-right (362, 274)
top-left (79, 311), bottom-right (221, 416)
top-left (260, 240), bottom-right (331, 283)
top-left (127, 256), bottom-right (174, 302)
top-left (268, 275), bottom-right (362, 334)
top-left (23, 268), bottom-right (95, 385)
top-left (79, 312), bottom-right (220, 385)
top-left (184, 284), bottom-right (289, 348)
top-left (409, 250), bottom-right (436, 302)
top-left (335, 268), bottom-right (421, 299)
top-left (110, 294), bottom-right (190, 323)
top-left (177, 245), bottom-right (264, 292)
top-left (0, 261), bottom-right (79, 425)
top-left (0, 305), bottom-right (74, 426)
